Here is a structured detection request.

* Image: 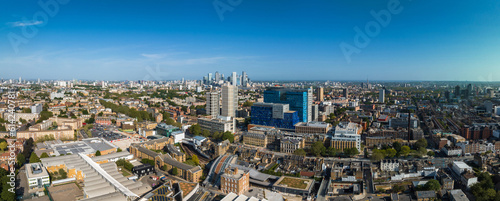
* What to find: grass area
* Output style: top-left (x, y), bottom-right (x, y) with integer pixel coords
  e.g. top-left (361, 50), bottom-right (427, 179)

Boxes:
top-left (122, 171), bottom-right (131, 177)
top-left (118, 165), bottom-right (132, 177)
top-left (279, 177), bottom-right (309, 189)
top-left (183, 159), bottom-right (197, 166)
top-left (82, 124), bottom-right (93, 137)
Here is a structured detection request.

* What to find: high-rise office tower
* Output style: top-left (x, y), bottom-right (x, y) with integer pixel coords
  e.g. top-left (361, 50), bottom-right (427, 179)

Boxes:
top-left (231, 72), bottom-right (237, 86)
top-left (343, 88), bottom-right (349, 98)
top-left (208, 73), bottom-right (213, 83)
top-left (317, 87), bottom-right (324, 102)
top-left (222, 85), bottom-right (238, 117)
top-left (379, 89), bottom-right (385, 103)
top-left (264, 87), bottom-right (312, 122)
top-left (242, 71), bottom-right (248, 86)
top-left (215, 71), bottom-right (220, 82)
top-left (206, 92), bottom-right (220, 118)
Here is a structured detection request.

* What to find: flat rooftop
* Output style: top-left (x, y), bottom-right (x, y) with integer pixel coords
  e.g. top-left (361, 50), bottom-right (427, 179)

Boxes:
top-left (275, 176), bottom-right (313, 190)
top-left (26, 163), bottom-right (49, 179)
top-left (48, 182), bottom-right (84, 201)
top-left (82, 138), bottom-right (117, 151)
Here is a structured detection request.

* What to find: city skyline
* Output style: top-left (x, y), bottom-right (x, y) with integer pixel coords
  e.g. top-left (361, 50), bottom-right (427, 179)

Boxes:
top-left (1, 1), bottom-right (500, 81)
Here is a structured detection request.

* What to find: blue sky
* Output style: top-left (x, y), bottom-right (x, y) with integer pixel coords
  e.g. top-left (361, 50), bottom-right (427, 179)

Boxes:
top-left (1, 0), bottom-right (500, 81)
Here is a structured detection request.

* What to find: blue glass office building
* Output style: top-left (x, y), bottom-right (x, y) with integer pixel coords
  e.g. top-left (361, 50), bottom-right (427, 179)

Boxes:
top-left (251, 103), bottom-right (299, 129)
top-left (263, 88), bottom-right (311, 122)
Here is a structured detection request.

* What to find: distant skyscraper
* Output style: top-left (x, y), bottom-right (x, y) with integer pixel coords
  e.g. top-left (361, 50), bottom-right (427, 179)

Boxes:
top-left (317, 87), bottom-right (324, 102)
top-left (455, 85), bottom-right (460, 98)
top-left (445, 91), bottom-right (451, 101)
top-left (242, 71), bottom-right (248, 86)
top-left (343, 88), bottom-right (349, 98)
top-left (379, 89), bottom-right (385, 103)
top-left (222, 85), bottom-right (238, 117)
top-left (206, 92), bottom-right (220, 118)
top-left (215, 71), bottom-right (220, 82)
top-left (231, 72), bottom-right (237, 86)
top-left (208, 73), bottom-right (213, 82)
top-left (264, 87), bottom-right (312, 122)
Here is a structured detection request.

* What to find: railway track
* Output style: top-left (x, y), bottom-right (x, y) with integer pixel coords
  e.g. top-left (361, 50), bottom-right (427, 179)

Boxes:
top-left (180, 143), bottom-right (209, 163)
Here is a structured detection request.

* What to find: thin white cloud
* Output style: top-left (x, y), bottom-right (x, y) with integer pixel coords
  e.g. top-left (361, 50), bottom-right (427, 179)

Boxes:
top-left (9, 20), bottom-right (43, 27)
top-left (141, 53), bottom-right (166, 59)
top-left (141, 52), bottom-right (189, 59)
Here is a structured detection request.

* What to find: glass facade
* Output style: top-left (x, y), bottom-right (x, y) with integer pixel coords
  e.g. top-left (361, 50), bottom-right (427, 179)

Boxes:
top-left (263, 88), bottom-right (310, 122)
top-left (251, 104), bottom-right (299, 129)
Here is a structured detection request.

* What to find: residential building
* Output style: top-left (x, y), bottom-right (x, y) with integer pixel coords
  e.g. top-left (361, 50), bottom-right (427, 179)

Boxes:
top-left (379, 89), bottom-right (385, 103)
top-left (242, 132), bottom-right (267, 147)
top-left (416, 191), bottom-right (436, 201)
top-left (206, 92), bottom-right (220, 118)
top-left (450, 189), bottom-right (469, 201)
top-left (317, 87), bottom-right (324, 101)
top-left (220, 167), bottom-right (250, 195)
top-left (222, 84), bottom-right (238, 118)
top-left (31, 103), bottom-right (42, 114)
top-left (340, 88), bottom-right (348, 99)
top-left (380, 160), bottom-right (399, 172)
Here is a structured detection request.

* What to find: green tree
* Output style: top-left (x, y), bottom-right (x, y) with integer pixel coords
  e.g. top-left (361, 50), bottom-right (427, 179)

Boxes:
top-left (392, 184), bottom-right (404, 193)
top-left (17, 153), bottom-right (26, 166)
top-left (311, 141), bottom-right (326, 156)
top-left (58, 168), bottom-right (68, 179)
top-left (0, 142), bottom-right (7, 151)
top-left (29, 153), bottom-right (41, 163)
top-left (161, 165), bottom-right (168, 171)
top-left (418, 147), bottom-right (427, 156)
top-left (293, 149), bottom-right (307, 156)
top-left (371, 151), bottom-right (385, 161)
top-left (40, 153), bottom-right (50, 158)
top-left (423, 179), bottom-right (441, 191)
top-left (326, 147), bottom-right (338, 157)
top-left (201, 129), bottom-right (210, 137)
top-left (189, 124), bottom-right (201, 135)
top-left (400, 146), bottom-right (411, 156)
top-left (415, 138), bottom-right (428, 149)
top-left (344, 148), bottom-right (360, 157)
top-left (427, 151), bottom-right (435, 157)
top-left (95, 150), bottom-right (101, 156)
top-left (221, 131), bottom-right (234, 143)
top-left (117, 148), bottom-right (122, 152)
top-left (172, 167), bottom-right (179, 176)
top-left (386, 148), bottom-right (397, 158)
top-left (192, 155), bottom-right (200, 165)
top-left (392, 142), bottom-right (402, 152)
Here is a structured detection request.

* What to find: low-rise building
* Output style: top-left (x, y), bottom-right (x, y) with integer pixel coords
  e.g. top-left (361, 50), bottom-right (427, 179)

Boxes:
top-left (220, 167), bottom-right (250, 195)
top-left (198, 116), bottom-right (235, 133)
top-left (294, 121), bottom-right (331, 134)
top-left (26, 163), bottom-right (50, 190)
top-left (380, 160), bottom-right (399, 172)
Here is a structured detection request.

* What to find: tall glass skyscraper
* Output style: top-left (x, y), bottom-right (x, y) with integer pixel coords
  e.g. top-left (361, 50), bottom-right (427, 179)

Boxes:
top-left (263, 87), bottom-right (312, 122)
